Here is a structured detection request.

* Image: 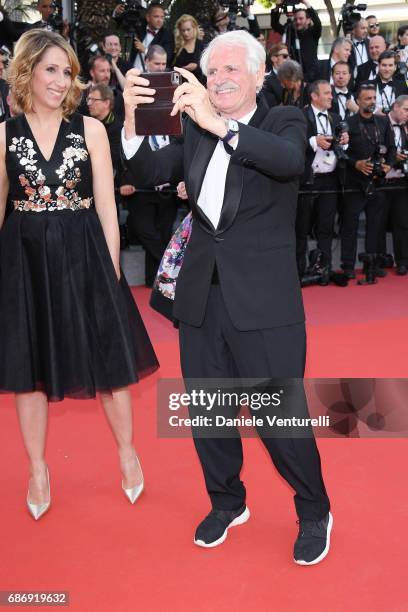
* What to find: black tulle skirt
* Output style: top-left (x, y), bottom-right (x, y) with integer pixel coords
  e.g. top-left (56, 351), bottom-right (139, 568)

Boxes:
top-left (0, 208), bottom-right (159, 401)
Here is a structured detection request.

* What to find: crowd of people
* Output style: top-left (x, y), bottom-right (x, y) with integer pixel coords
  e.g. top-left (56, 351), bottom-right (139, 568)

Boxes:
top-left (1, 1), bottom-right (408, 288)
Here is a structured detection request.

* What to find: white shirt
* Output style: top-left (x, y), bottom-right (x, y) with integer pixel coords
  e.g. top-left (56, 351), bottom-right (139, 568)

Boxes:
top-left (376, 81), bottom-right (395, 114)
top-left (386, 116), bottom-right (404, 179)
top-left (122, 107), bottom-right (257, 229)
top-left (133, 29), bottom-right (156, 71)
top-left (334, 88), bottom-right (355, 120)
top-left (309, 105), bottom-right (337, 174)
top-left (352, 38), bottom-right (368, 66)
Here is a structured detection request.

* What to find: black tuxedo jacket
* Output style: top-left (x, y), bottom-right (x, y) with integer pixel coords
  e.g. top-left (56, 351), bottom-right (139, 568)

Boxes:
top-left (330, 87), bottom-right (354, 120)
top-left (369, 75), bottom-right (408, 101)
top-left (128, 24), bottom-right (174, 68)
top-left (317, 59), bottom-right (331, 82)
top-left (345, 113), bottom-right (396, 186)
top-left (302, 106), bottom-right (342, 184)
top-left (349, 39), bottom-right (370, 77)
top-left (355, 59), bottom-right (378, 89)
top-left (261, 71), bottom-right (283, 106)
top-left (125, 102), bottom-right (307, 330)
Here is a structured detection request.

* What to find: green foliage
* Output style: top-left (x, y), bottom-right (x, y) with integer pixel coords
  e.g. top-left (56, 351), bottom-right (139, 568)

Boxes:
top-left (256, 0), bottom-right (275, 9)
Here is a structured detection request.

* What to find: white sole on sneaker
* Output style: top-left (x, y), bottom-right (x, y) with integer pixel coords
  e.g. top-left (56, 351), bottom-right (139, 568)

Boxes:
top-left (294, 512), bottom-right (333, 566)
top-left (194, 506), bottom-right (251, 548)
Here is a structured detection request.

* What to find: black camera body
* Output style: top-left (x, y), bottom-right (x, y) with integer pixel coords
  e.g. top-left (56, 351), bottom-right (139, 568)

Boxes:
top-left (340, 3), bottom-right (367, 34)
top-left (397, 147), bottom-right (408, 175)
top-left (119, 0), bottom-right (147, 33)
top-left (370, 145), bottom-right (387, 179)
top-left (331, 120), bottom-right (349, 161)
top-left (219, 0), bottom-right (254, 16)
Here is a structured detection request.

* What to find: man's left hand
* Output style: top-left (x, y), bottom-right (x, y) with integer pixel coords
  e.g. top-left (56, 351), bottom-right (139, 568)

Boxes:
top-left (339, 132), bottom-right (349, 146)
top-left (171, 67), bottom-right (227, 138)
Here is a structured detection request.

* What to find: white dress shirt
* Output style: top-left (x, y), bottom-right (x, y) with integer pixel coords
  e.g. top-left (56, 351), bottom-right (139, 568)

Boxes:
top-left (352, 38), bottom-right (368, 66)
top-left (122, 107), bottom-right (257, 229)
top-left (334, 88), bottom-right (355, 120)
top-left (309, 105), bottom-right (337, 174)
top-left (376, 81), bottom-right (395, 114)
top-left (133, 29), bottom-right (156, 71)
top-left (386, 117), bottom-right (405, 179)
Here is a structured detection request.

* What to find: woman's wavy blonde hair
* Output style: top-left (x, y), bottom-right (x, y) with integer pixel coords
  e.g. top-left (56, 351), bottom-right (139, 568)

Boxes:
top-left (7, 29), bottom-right (85, 118)
top-left (174, 15), bottom-right (199, 58)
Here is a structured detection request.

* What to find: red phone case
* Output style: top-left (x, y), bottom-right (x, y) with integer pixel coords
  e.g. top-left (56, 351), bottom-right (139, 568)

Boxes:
top-left (135, 71), bottom-right (183, 136)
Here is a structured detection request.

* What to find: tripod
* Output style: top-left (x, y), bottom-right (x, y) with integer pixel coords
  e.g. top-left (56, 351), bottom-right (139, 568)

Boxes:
top-left (282, 16), bottom-right (304, 75)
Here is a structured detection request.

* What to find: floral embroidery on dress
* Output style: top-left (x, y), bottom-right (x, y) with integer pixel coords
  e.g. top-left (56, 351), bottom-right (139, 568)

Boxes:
top-left (8, 132), bottom-right (92, 213)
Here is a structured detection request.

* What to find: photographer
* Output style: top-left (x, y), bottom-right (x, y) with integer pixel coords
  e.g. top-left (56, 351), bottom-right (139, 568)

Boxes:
top-left (123, 44), bottom-right (178, 286)
top-left (102, 33), bottom-right (131, 91)
top-left (330, 61), bottom-right (358, 120)
top-left (211, 4), bottom-right (260, 38)
top-left (260, 43), bottom-right (288, 105)
top-left (340, 83), bottom-right (395, 278)
top-left (115, 2), bottom-right (174, 70)
top-left (318, 37), bottom-right (352, 84)
top-left (355, 35), bottom-right (386, 88)
top-left (385, 95), bottom-right (408, 275)
top-left (349, 18), bottom-right (369, 78)
top-left (369, 51), bottom-right (408, 115)
top-left (277, 59), bottom-right (307, 108)
top-left (31, 1), bottom-right (69, 40)
top-left (296, 80), bottom-right (348, 282)
top-left (79, 55), bottom-right (125, 121)
top-left (271, 0), bottom-right (321, 83)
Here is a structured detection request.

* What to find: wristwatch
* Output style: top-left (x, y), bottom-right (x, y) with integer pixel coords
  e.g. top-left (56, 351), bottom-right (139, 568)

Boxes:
top-left (221, 119), bottom-right (239, 144)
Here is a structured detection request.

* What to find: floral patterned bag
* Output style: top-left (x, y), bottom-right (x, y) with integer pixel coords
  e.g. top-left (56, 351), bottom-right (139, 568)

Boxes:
top-left (149, 212), bottom-right (193, 321)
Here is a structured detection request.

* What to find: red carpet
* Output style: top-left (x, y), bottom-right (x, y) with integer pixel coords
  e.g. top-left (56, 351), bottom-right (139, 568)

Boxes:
top-left (0, 273), bottom-right (407, 611)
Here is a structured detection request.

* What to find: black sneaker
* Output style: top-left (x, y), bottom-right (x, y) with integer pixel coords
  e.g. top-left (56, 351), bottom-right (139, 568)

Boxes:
top-left (294, 512), bottom-right (333, 566)
top-left (194, 505), bottom-right (250, 548)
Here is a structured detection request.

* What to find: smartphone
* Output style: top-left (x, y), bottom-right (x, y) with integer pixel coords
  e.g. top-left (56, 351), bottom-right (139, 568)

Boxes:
top-left (135, 71), bottom-right (183, 137)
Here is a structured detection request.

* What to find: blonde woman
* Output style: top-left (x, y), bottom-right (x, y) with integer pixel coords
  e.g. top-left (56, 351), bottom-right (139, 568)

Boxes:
top-left (0, 29), bottom-right (159, 520)
top-left (173, 15), bottom-right (204, 80)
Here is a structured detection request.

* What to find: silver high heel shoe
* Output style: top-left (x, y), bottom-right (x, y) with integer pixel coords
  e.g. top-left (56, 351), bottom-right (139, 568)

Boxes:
top-left (122, 454), bottom-right (144, 505)
top-left (27, 467), bottom-right (51, 521)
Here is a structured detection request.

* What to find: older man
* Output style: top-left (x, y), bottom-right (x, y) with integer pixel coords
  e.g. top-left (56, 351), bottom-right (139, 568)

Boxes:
top-left (122, 30), bottom-right (331, 565)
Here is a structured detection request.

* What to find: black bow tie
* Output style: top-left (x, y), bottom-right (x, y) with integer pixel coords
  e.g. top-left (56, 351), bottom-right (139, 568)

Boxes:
top-left (147, 28), bottom-right (157, 36)
top-left (392, 124), bottom-right (403, 129)
top-left (379, 81), bottom-right (393, 90)
top-left (355, 40), bottom-right (365, 46)
top-left (336, 91), bottom-right (347, 97)
top-left (318, 112), bottom-right (328, 117)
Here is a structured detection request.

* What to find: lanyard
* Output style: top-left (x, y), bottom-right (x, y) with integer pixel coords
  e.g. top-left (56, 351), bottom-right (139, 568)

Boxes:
top-left (354, 41), bottom-right (366, 65)
top-left (317, 113), bottom-right (330, 135)
top-left (379, 84), bottom-right (395, 111)
top-left (336, 93), bottom-right (347, 118)
top-left (392, 124), bottom-right (402, 149)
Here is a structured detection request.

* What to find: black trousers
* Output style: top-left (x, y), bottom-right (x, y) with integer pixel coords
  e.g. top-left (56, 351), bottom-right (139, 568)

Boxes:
top-left (388, 179), bottom-right (408, 266)
top-left (127, 190), bottom-right (178, 286)
top-left (340, 184), bottom-right (388, 270)
top-left (179, 285), bottom-right (330, 521)
top-left (296, 172), bottom-right (338, 275)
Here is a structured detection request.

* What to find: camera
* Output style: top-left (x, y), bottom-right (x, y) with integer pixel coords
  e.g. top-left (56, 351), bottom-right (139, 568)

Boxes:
top-left (47, 1), bottom-right (64, 32)
top-left (119, 0), bottom-right (147, 33)
top-left (219, 0), bottom-right (254, 17)
top-left (331, 121), bottom-right (349, 161)
top-left (370, 144), bottom-right (387, 179)
top-left (397, 147), bottom-right (408, 175)
top-left (276, 0), bottom-right (298, 16)
top-left (339, 3), bottom-right (367, 34)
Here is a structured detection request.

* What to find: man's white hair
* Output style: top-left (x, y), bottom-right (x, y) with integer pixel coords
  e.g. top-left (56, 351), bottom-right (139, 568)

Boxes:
top-left (200, 30), bottom-right (266, 76)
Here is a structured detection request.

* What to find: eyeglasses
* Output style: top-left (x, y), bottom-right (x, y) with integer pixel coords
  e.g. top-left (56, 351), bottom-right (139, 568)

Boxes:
top-left (87, 97), bottom-right (105, 104)
top-left (368, 23), bottom-right (380, 28)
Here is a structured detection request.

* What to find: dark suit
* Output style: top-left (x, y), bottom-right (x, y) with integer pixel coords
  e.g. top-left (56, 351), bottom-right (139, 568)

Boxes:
top-left (261, 70), bottom-right (283, 105)
top-left (386, 120), bottom-right (408, 267)
top-left (125, 101), bottom-right (330, 520)
top-left (317, 59), bottom-right (332, 82)
top-left (349, 39), bottom-right (369, 78)
top-left (341, 113), bottom-right (396, 270)
top-left (296, 106), bottom-right (342, 274)
top-left (330, 87), bottom-right (355, 121)
top-left (128, 24), bottom-right (174, 69)
top-left (368, 76), bottom-right (408, 113)
top-left (355, 59), bottom-right (378, 89)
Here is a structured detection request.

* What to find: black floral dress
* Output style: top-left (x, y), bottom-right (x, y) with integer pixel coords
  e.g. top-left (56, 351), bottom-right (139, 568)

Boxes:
top-left (0, 113), bottom-right (159, 401)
